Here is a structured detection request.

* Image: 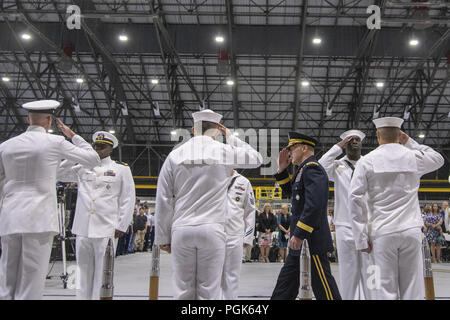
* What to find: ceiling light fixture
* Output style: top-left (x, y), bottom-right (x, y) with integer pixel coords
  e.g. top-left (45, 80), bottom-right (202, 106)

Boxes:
top-left (301, 81), bottom-right (310, 87)
top-left (119, 34), bottom-right (128, 42)
top-left (409, 39), bottom-right (419, 46)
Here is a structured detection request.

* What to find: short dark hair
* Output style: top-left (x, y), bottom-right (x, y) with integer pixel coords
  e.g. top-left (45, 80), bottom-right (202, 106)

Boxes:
top-left (195, 121), bottom-right (219, 135)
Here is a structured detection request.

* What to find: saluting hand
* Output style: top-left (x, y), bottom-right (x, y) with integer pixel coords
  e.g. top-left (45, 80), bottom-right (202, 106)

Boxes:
top-left (337, 136), bottom-right (353, 150)
top-left (56, 118), bottom-right (76, 139)
top-left (277, 148), bottom-right (290, 173)
top-left (217, 124), bottom-right (232, 138)
top-left (399, 130), bottom-right (409, 145)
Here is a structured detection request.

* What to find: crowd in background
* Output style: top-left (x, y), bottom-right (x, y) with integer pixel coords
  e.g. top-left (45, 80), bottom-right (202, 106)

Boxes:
top-left (244, 200), bottom-right (450, 265)
top-left (1, 197), bottom-right (447, 264)
top-left (115, 198), bottom-right (156, 257)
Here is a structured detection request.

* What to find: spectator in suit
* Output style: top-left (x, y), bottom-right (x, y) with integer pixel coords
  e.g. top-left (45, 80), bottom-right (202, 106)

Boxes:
top-left (258, 203), bottom-right (277, 263)
top-left (143, 206), bottom-right (151, 251)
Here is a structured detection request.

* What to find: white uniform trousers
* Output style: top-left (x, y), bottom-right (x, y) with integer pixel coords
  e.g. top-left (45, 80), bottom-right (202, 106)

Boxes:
top-left (335, 226), bottom-right (370, 300)
top-left (75, 236), bottom-right (116, 300)
top-left (221, 235), bottom-right (244, 300)
top-left (171, 224), bottom-right (226, 300)
top-left (370, 227), bottom-right (424, 300)
top-left (0, 232), bottom-right (54, 300)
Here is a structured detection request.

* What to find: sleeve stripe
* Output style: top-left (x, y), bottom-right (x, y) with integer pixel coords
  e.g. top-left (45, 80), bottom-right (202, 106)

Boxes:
top-left (297, 221), bottom-right (314, 233)
top-left (277, 177), bottom-right (291, 185)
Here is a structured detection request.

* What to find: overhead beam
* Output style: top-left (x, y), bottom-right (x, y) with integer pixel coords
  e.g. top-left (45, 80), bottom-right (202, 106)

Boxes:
top-left (292, 0), bottom-right (308, 131)
top-left (1, 22), bottom-right (448, 57)
top-left (226, 0), bottom-right (240, 129)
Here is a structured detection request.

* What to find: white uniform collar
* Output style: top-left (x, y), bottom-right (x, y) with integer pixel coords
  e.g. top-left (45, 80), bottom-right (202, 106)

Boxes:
top-left (341, 154), bottom-right (362, 164)
top-left (100, 156), bottom-right (113, 165)
top-left (27, 125), bottom-right (46, 133)
top-left (192, 135), bottom-right (215, 141)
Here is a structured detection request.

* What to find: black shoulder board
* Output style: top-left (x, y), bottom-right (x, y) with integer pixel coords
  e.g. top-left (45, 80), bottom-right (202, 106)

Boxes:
top-left (115, 160), bottom-right (129, 166)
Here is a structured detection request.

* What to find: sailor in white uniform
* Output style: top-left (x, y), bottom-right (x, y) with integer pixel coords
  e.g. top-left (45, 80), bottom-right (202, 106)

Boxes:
top-left (155, 109), bottom-right (263, 300)
top-left (0, 100), bottom-right (100, 300)
top-left (58, 131), bottom-right (135, 300)
top-left (319, 129), bottom-right (370, 299)
top-left (221, 170), bottom-right (256, 300)
top-left (349, 117), bottom-right (444, 300)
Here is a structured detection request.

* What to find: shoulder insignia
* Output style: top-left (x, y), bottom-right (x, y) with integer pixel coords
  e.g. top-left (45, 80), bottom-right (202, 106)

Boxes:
top-left (114, 160), bottom-right (129, 166)
top-left (305, 162), bottom-right (319, 166)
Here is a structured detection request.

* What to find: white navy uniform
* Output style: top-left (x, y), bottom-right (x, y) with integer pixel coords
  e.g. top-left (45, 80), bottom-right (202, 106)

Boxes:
top-left (350, 118), bottom-right (444, 300)
top-left (221, 172), bottom-right (256, 300)
top-left (319, 130), bottom-right (370, 300)
top-left (58, 132), bottom-right (135, 300)
top-left (155, 109), bottom-right (263, 300)
top-left (0, 100), bottom-right (100, 300)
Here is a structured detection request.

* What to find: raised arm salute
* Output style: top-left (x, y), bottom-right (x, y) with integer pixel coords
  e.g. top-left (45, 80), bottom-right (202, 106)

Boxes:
top-left (271, 132), bottom-right (341, 300)
top-left (155, 109), bottom-right (262, 300)
top-left (349, 117), bottom-right (444, 300)
top-left (0, 100), bottom-right (100, 300)
top-left (318, 130), bottom-right (370, 300)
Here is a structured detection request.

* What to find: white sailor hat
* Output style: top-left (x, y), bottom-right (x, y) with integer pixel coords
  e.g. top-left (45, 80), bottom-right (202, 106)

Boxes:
top-left (92, 131), bottom-right (119, 149)
top-left (192, 109), bottom-right (223, 124)
top-left (22, 100), bottom-right (60, 114)
top-left (340, 129), bottom-right (366, 141)
top-left (372, 117), bottom-right (404, 129)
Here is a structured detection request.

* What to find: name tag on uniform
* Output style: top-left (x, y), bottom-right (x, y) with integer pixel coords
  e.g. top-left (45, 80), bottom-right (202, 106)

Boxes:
top-left (104, 170), bottom-right (116, 177)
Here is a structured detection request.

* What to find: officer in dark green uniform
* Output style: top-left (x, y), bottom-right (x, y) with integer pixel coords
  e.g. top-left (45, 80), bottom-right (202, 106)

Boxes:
top-left (271, 132), bottom-right (341, 300)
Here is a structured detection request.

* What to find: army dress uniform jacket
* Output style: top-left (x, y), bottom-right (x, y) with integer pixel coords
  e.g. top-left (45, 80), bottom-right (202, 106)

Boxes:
top-left (274, 156), bottom-right (333, 255)
top-left (0, 126), bottom-right (100, 236)
top-left (58, 156), bottom-right (136, 238)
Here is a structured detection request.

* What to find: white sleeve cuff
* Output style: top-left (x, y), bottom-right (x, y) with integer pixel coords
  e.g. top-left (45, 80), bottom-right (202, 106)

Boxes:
top-left (71, 134), bottom-right (83, 145)
top-left (226, 135), bottom-right (243, 147)
top-left (404, 138), bottom-right (419, 150)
